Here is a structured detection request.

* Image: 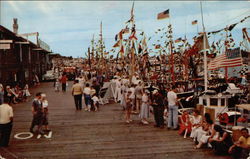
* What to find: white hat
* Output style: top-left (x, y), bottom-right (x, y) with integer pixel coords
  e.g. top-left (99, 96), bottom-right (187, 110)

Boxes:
top-left (153, 90), bottom-right (158, 95)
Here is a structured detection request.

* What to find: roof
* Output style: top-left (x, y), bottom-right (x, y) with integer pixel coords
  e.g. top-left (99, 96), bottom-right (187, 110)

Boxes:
top-left (0, 25), bottom-right (50, 53)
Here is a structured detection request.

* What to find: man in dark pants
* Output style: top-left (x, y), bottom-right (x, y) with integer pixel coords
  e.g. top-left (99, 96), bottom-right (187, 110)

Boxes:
top-left (151, 90), bottom-right (165, 128)
top-left (71, 80), bottom-right (83, 110)
top-left (0, 97), bottom-right (14, 147)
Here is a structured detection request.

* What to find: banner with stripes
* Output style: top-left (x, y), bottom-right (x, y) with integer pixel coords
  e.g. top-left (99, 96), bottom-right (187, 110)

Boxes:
top-left (208, 47), bottom-right (243, 70)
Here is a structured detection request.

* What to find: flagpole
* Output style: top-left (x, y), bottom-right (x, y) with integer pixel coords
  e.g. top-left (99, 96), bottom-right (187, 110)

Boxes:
top-left (200, 1), bottom-right (208, 92)
top-left (169, 13), bottom-right (175, 84)
top-left (196, 23), bottom-right (199, 34)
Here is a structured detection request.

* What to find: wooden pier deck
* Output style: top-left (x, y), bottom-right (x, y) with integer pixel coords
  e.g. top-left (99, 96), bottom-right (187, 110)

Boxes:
top-left (0, 82), bottom-right (231, 159)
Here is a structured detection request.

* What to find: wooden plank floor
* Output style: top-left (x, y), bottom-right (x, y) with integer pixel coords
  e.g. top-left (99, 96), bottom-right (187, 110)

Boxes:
top-left (0, 82), bottom-right (231, 159)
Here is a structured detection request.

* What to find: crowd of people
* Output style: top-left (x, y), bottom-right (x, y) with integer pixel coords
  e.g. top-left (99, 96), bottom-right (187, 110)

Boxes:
top-left (71, 75), bottom-right (101, 112)
top-left (71, 69), bottom-right (249, 158)
top-left (0, 68), bottom-right (249, 159)
top-left (0, 83), bottom-right (31, 105)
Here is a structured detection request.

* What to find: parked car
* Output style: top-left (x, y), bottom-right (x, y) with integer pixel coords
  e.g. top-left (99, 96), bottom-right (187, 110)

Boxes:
top-left (42, 70), bottom-right (55, 81)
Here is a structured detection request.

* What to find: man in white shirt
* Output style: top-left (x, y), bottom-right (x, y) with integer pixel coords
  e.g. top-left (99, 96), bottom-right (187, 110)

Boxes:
top-left (0, 97), bottom-right (13, 147)
top-left (115, 78), bottom-right (122, 103)
top-left (167, 85), bottom-right (178, 130)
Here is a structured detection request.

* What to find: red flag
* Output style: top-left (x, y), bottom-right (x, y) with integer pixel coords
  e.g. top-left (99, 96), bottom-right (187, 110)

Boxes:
top-left (113, 41), bottom-right (120, 47)
top-left (118, 30), bottom-right (123, 40)
top-left (129, 31), bottom-right (137, 40)
top-left (155, 44), bottom-right (161, 49)
top-left (119, 45), bottom-right (124, 54)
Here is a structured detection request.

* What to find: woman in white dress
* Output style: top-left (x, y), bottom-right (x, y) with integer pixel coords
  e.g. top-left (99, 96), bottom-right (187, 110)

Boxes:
top-left (140, 90), bottom-right (150, 124)
top-left (120, 83), bottom-right (127, 110)
top-left (194, 113), bottom-right (217, 149)
top-left (190, 110), bottom-right (202, 140)
top-left (41, 93), bottom-right (50, 132)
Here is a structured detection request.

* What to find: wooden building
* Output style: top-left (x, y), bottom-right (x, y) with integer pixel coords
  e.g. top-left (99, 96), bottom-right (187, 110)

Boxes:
top-left (0, 25), bottom-right (52, 87)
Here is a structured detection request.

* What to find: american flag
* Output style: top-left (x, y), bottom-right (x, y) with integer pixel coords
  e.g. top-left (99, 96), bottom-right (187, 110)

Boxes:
top-left (157, 9), bottom-right (169, 20)
top-left (192, 20), bottom-right (198, 25)
top-left (208, 47), bottom-right (243, 70)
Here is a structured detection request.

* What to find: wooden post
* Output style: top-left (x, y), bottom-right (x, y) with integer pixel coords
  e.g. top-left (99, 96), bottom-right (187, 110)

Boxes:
top-left (130, 41), bottom-right (135, 83)
top-left (225, 66), bottom-right (228, 82)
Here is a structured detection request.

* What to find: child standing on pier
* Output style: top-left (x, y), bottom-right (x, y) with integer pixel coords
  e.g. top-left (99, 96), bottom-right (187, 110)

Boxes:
top-left (41, 93), bottom-right (50, 132)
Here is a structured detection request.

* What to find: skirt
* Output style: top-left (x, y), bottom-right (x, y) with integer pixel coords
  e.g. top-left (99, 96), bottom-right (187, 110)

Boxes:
top-left (140, 103), bottom-right (149, 119)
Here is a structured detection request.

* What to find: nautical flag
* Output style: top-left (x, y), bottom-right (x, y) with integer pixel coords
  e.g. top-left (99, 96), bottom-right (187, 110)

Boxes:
top-left (175, 37), bottom-right (182, 43)
top-left (129, 26), bottom-right (138, 40)
top-left (122, 28), bottom-right (130, 34)
top-left (129, 31), bottom-right (138, 40)
top-left (142, 36), bottom-right (147, 47)
top-left (155, 44), bottom-right (161, 49)
top-left (227, 23), bottom-right (238, 31)
top-left (208, 47), bottom-right (243, 70)
top-left (119, 45), bottom-right (124, 54)
top-left (113, 41), bottom-right (120, 47)
top-left (241, 28), bottom-right (250, 51)
top-left (157, 9), bottom-right (169, 20)
top-left (193, 33), bottom-right (210, 52)
top-left (138, 43), bottom-right (142, 53)
top-left (192, 20), bottom-right (198, 25)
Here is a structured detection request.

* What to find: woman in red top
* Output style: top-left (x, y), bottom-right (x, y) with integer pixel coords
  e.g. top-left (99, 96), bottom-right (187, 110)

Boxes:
top-left (179, 110), bottom-right (192, 138)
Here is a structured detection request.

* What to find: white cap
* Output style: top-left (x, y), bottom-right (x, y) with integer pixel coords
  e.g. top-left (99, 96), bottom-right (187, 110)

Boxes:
top-left (153, 90), bottom-right (158, 95)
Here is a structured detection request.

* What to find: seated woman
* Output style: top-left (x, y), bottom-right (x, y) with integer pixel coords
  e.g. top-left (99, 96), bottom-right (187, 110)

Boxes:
top-left (228, 127), bottom-right (250, 159)
top-left (190, 110), bottom-right (202, 140)
top-left (179, 110), bottom-right (192, 138)
top-left (6, 86), bottom-right (18, 104)
top-left (194, 113), bottom-right (215, 149)
top-left (23, 84), bottom-right (31, 101)
top-left (192, 113), bottom-right (213, 144)
top-left (209, 125), bottom-right (233, 155)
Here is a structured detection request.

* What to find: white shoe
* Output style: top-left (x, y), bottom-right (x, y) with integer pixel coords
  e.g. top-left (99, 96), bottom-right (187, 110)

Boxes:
top-left (144, 121), bottom-right (149, 124)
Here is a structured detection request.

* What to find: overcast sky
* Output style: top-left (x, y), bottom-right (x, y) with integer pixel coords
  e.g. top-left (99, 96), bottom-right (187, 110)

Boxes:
top-left (1, 1), bottom-right (250, 57)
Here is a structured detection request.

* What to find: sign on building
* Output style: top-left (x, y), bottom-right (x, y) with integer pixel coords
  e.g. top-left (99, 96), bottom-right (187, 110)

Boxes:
top-left (0, 40), bottom-right (13, 50)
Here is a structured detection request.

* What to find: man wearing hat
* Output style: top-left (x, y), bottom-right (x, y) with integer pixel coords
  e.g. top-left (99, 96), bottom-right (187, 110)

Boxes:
top-left (151, 89), bottom-right (165, 128)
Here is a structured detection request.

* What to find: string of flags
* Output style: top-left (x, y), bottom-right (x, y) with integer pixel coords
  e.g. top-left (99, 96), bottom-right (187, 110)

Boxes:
top-left (208, 15), bottom-right (250, 35)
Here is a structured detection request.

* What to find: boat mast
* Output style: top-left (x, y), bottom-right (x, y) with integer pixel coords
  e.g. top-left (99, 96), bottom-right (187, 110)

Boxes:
top-left (200, 1), bottom-right (208, 92)
top-left (130, 2), bottom-right (135, 82)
